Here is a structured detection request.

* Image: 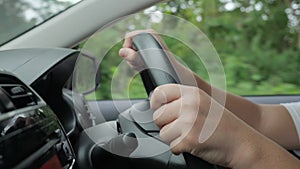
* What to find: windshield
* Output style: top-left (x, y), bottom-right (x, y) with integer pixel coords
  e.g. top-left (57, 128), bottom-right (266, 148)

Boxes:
top-left (0, 0), bottom-right (82, 46)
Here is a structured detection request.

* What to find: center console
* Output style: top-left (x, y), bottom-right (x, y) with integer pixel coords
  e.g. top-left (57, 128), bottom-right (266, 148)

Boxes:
top-left (0, 72), bottom-right (75, 169)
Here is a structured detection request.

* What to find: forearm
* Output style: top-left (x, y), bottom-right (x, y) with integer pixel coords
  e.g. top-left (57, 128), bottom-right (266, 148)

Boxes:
top-left (173, 59), bottom-right (299, 148)
top-left (192, 72), bottom-right (262, 129)
top-left (174, 59), bottom-right (262, 128)
top-left (193, 72), bottom-right (299, 148)
top-left (231, 129), bottom-right (300, 169)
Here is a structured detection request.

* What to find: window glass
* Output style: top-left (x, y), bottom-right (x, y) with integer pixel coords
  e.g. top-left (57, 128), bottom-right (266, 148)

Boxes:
top-left (82, 0), bottom-right (300, 100)
top-left (0, 0), bottom-right (81, 46)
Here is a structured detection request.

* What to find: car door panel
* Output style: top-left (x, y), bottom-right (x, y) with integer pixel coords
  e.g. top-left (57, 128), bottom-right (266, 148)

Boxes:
top-left (87, 95), bottom-right (300, 123)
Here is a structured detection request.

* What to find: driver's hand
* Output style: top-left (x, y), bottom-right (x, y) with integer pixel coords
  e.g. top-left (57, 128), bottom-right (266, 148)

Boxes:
top-left (150, 84), bottom-right (271, 168)
top-left (119, 29), bottom-right (198, 87)
top-left (119, 29), bottom-right (170, 71)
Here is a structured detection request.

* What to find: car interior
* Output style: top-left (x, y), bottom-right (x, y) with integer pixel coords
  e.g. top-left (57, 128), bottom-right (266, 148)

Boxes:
top-left (0, 0), bottom-right (299, 169)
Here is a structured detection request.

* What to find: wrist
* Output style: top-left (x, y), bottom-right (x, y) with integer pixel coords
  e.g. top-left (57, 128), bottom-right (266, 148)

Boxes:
top-left (229, 126), bottom-right (265, 169)
top-left (229, 127), bottom-right (300, 169)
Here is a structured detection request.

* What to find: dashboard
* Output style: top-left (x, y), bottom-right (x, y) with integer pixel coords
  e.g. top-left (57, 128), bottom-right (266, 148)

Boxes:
top-left (0, 48), bottom-right (79, 169)
top-left (0, 72), bottom-right (74, 169)
top-left (1, 48), bottom-right (299, 169)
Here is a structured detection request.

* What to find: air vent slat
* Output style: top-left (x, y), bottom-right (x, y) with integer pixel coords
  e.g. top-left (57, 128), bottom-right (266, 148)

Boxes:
top-left (0, 84), bottom-right (37, 113)
top-left (0, 88), bottom-right (15, 113)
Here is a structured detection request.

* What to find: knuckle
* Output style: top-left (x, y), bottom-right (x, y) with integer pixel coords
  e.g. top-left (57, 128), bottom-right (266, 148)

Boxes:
top-left (171, 145), bottom-right (181, 155)
top-left (159, 130), bottom-right (166, 140)
top-left (181, 118), bottom-right (193, 130)
top-left (154, 86), bottom-right (162, 93)
top-left (124, 32), bottom-right (133, 38)
top-left (191, 86), bottom-right (199, 93)
top-left (170, 140), bottom-right (187, 155)
top-left (153, 118), bottom-right (162, 128)
top-left (184, 134), bottom-right (197, 146)
top-left (181, 99), bottom-right (197, 110)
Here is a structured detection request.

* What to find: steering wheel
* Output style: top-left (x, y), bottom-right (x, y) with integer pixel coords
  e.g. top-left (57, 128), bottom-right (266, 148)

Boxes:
top-left (116, 33), bottom-right (221, 169)
top-left (75, 33), bottom-right (228, 169)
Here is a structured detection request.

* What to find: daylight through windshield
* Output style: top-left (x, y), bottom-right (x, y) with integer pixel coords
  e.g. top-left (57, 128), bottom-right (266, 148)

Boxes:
top-left (0, 0), bottom-right (81, 46)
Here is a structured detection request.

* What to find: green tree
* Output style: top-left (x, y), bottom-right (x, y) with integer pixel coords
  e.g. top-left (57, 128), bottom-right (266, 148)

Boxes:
top-left (82, 0), bottom-right (300, 99)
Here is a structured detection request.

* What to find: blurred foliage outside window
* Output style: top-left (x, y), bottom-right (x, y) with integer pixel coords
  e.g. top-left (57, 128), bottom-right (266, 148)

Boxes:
top-left (1, 0), bottom-right (299, 100)
top-left (85, 0), bottom-right (300, 100)
top-left (0, 0), bottom-right (81, 45)
top-left (86, 0), bottom-right (300, 99)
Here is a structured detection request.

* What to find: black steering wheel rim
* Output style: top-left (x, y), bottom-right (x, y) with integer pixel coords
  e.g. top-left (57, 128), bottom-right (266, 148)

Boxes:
top-left (132, 33), bottom-right (220, 169)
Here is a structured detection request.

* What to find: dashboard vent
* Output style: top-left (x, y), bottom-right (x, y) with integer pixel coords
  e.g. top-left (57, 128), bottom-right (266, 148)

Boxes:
top-left (0, 75), bottom-right (37, 113)
top-left (1, 85), bottom-right (37, 109)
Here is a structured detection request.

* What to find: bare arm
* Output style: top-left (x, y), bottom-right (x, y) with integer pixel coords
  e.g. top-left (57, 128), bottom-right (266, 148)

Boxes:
top-left (150, 84), bottom-right (300, 169)
top-left (120, 30), bottom-right (300, 168)
top-left (232, 128), bottom-right (300, 169)
top-left (119, 29), bottom-right (300, 149)
top-left (192, 71), bottom-right (299, 149)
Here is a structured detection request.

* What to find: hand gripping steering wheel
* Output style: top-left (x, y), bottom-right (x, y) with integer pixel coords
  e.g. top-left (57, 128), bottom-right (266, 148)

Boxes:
top-left (75, 33), bottom-right (229, 169)
top-left (116, 33), bottom-right (223, 169)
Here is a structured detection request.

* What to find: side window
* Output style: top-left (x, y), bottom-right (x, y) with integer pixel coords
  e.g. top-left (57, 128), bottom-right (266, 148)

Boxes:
top-left (81, 0), bottom-right (300, 100)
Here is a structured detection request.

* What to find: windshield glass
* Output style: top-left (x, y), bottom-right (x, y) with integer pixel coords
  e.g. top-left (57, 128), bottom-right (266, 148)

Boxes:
top-left (0, 0), bottom-right (81, 46)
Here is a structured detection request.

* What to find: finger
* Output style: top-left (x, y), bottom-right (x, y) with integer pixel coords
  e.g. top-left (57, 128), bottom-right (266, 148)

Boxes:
top-left (123, 33), bottom-right (134, 48)
top-left (153, 99), bottom-right (180, 128)
top-left (159, 120), bottom-right (181, 144)
top-left (150, 84), bottom-right (183, 110)
top-left (119, 48), bottom-right (146, 71)
top-left (119, 48), bottom-right (137, 61)
top-left (169, 136), bottom-right (187, 155)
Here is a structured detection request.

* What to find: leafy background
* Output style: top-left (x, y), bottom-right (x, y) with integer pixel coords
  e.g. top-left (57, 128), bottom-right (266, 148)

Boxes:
top-left (1, 0), bottom-right (299, 99)
top-left (90, 0), bottom-right (300, 99)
